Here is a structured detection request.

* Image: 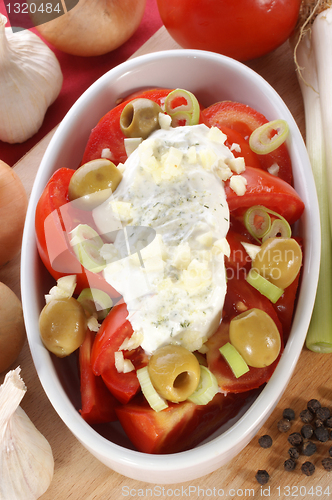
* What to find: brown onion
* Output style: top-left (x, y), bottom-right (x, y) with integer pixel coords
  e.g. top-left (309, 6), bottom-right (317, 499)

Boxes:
top-left (0, 160), bottom-right (28, 267)
top-left (33, 0), bottom-right (147, 57)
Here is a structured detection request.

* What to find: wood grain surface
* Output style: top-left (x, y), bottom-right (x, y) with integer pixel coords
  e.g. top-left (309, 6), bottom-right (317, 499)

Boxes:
top-left (1, 27), bottom-right (331, 500)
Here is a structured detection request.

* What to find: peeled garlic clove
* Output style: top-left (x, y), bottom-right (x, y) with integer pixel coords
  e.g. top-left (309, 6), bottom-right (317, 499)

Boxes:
top-left (0, 367), bottom-right (54, 500)
top-left (0, 14), bottom-right (63, 144)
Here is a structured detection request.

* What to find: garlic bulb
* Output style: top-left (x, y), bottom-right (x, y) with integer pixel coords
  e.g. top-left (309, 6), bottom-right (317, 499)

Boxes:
top-left (0, 14), bottom-right (63, 144)
top-left (0, 367), bottom-right (54, 500)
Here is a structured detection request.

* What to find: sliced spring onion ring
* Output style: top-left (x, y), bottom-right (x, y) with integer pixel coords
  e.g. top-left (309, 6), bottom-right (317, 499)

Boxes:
top-left (262, 217), bottom-right (291, 242)
top-left (219, 342), bottom-right (249, 379)
top-left (244, 205), bottom-right (271, 241)
top-left (246, 268), bottom-right (284, 304)
top-left (77, 288), bottom-right (113, 321)
top-left (164, 89), bottom-right (200, 126)
top-left (249, 119), bottom-right (289, 155)
top-left (187, 365), bottom-right (219, 405)
top-left (137, 366), bottom-right (168, 412)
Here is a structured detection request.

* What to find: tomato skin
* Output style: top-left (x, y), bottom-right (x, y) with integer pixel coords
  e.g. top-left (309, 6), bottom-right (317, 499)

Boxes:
top-left (156, 0), bottom-right (301, 62)
top-left (225, 166), bottom-right (304, 225)
top-left (116, 390), bottom-right (255, 454)
top-left (81, 89), bottom-right (174, 166)
top-left (79, 329), bottom-right (119, 424)
top-left (35, 168), bottom-right (120, 297)
top-left (91, 303), bottom-right (148, 404)
top-left (202, 101), bottom-right (293, 184)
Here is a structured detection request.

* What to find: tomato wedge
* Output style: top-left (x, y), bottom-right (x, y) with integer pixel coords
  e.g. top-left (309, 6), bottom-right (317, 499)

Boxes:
top-left (202, 101), bottom-right (293, 184)
top-left (79, 329), bottom-right (119, 424)
top-left (116, 390), bottom-right (256, 454)
top-left (91, 303), bottom-right (148, 404)
top-left (225, 166), bottom-right (305, 225)
top-left (35, 168), bottom-right (120, 296)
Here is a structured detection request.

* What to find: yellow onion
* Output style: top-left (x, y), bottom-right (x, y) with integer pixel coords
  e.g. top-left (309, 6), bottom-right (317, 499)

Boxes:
top-left (32, 0), bottom-right (147, 57)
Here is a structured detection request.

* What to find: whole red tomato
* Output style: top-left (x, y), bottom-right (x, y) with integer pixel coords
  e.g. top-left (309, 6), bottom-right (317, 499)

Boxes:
top-left (156, 0), bottom-right (302, 61)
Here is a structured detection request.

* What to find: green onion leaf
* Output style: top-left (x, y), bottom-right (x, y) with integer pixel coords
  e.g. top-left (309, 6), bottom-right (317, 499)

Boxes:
top-left (246, 268), bottom-right (284, 304)
top-left (187, 365), bottom-right (219, 405)
top-left (137, 366), bottom-right (168, 412)
top-left (219, 343), bottom-right (249, 378)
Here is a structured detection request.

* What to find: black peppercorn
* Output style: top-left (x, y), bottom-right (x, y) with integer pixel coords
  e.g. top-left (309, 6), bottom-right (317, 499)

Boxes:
top-left (301, 424), bottom-right (314, 439)
top-left (301, 441), bottom-right (317, 457)
top-left (301, 461), bottom-right (315, 476)
top-left (314, 426), bottom-right (329, 442)
top-left (283, 408), bottom-right (295, 421)
top-left (288, 447), bottom-right (300, 460)
top-left (329, 446), bottom-right (332, 457)
top-left (307, 399), bottom-right (321, 414)
top-left (255, 470), bottom-right (270, 485)
top-left (316, 407), bottom-right (330, 422)
top-left (284, 458), bottom-right (297, 471)
top-left (258, 435), bottom-right (273, 449)
top-left (300, 409), bottom-right (314, 424)
top-left (288, 432), bottom-right (303, 447)
top-left (322, 457), bottom-right (332, 471)
top-left (278, 418), bottom-right (292, 433)
top-left (314, 417), bottom-right (325, 428)
top-left (326, 417), bottom-right (332, 428)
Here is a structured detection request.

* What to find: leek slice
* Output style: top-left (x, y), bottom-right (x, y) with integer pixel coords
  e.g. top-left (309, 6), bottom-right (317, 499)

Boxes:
top-left (187, 366), bottom-right (219, 405)
top-left (164, 89), bottom-right (200, 126)
top-left (219, 343), bottom-right (249, 378)
top-left (136, 366), bottom-right (168, 412)
top-left (246, 268), bottom-right (284, 304)
top-left (249, 119), bottom-right (289, 154)
top-left (244, 205), bottom-right (271, 241)
top-left (77, 288), bottom-right (113, 321)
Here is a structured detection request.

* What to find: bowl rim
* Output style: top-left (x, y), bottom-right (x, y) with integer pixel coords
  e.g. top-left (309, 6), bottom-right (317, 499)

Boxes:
top-left (21, 48), bottom-right (321, 481)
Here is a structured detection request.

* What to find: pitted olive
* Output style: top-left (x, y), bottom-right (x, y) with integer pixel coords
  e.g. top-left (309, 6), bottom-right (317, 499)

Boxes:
top-left (120, 98), bottom-right (162, 139)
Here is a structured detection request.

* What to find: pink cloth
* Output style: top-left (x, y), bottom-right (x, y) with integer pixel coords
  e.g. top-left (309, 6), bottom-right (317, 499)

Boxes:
top-left (0, 0), bottom-right (163, 166)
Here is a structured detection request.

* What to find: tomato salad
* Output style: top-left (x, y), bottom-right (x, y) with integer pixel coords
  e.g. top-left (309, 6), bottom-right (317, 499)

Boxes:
top-left (36, 88), bottom-right (305, 454)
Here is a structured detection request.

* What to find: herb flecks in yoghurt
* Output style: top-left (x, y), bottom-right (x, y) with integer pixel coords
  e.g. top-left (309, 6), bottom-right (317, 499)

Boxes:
top-left (93, 124), bottom-right (240, 355)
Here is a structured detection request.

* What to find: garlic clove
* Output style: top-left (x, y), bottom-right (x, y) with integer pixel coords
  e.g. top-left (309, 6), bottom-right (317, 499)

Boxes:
top-left (0, 14), bottom-right (63, 144)
top-left (0, 367), bottom-right (54, 500)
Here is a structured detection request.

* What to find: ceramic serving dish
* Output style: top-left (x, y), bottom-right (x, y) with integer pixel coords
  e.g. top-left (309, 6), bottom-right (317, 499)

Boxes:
top-left (21, 49), bottom-right (320, 484)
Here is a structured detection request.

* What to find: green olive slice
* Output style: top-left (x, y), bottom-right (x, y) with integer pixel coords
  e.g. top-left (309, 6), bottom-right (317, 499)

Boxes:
top-left (68, 158), bottom-right (122, 209)
top-left (148, 345), bottom-right (201, 403)
top-left (229, 308), bottom-right (281, 368)
top-left (120, 98), bottom-right (162, 139)
top-left (252, 237), bottom-right (302, 289)
top-left (39, 297), bottom-right (87, 357)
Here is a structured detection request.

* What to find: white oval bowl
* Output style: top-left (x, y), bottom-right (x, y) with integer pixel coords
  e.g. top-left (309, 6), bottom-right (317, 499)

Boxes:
top-left (21, 49), bottom-right (320, 484)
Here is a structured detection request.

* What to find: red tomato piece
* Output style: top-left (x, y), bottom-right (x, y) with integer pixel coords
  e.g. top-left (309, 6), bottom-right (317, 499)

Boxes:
top-left (79, 329), bottom-right (119, 424)
top-left (219, 125), bottom-right (262, 170)
top-left (81, 88), bottom-right (174, 166)
top-left (116, 390), bottom-right (256, 454)
top-left (206, 274), bottom-right (283, 393)
top-left (35, 168), bottom-right (120, 297)
top-left (225, 219), bottom-right (256, 273)
top-left (156, 0), bottom-right (301, 62)
top-left (91, 303), bottom-right (148, 404)
top-left (225, 166), bottom-right (304, 225)
top-left (202, 101), bottom-right (293, 185)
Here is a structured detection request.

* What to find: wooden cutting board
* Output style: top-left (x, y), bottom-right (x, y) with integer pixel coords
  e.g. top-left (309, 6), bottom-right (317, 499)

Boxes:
top-left (2, 27), bottom-right (332, 500)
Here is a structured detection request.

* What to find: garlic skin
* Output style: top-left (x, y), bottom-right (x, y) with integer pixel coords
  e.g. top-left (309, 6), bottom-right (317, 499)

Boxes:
top-left (0, 14), bottom-right (63, 144)
top-left (0, 367), bottom-right (54, 500)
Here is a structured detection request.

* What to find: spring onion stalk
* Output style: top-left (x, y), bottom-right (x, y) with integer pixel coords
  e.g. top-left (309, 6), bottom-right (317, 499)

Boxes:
top-left (293, 0), bottom-right (332, 351)
top-left (187, 366), bottom-right (219, 405)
